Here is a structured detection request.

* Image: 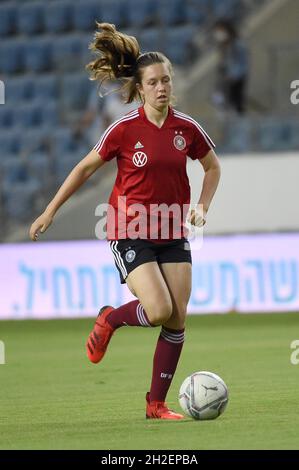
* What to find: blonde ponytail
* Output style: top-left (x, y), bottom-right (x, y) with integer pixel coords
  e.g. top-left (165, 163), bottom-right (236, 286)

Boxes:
top-left (86, 22), bottom-right (172, 103)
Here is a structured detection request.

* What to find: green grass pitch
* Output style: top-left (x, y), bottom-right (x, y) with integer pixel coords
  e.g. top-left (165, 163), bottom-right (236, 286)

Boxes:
top-left (0, 313), bottom-right (298, 450)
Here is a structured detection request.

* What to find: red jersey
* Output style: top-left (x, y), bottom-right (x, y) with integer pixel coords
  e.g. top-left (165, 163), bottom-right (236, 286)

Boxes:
top-left (94, 106), bottom-right (215, 241)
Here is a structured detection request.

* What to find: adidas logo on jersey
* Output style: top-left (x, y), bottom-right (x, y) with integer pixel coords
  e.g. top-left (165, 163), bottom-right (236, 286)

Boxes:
top-left (134, 141), bottom-right (144, 149)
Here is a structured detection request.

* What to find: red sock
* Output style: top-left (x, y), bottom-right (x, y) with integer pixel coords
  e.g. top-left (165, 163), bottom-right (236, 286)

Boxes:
top-left (106, 300), bottom-right (154, 329)
top-left (149, 327), bottom-right (185, 402)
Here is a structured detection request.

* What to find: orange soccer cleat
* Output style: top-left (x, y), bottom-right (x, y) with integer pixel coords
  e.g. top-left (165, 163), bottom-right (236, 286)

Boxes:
top-left (145, 392), bottom-right (184, 420)
top-left (86, 305), bottom-right (115, 364)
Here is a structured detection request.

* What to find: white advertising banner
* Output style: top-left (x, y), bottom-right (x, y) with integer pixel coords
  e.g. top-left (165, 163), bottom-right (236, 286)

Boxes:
top-left (0, 234), bottom-right (299, 319)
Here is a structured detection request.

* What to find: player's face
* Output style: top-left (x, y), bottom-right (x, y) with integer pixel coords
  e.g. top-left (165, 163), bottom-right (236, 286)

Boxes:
top-left (137, 63), bottom-right (173, 110)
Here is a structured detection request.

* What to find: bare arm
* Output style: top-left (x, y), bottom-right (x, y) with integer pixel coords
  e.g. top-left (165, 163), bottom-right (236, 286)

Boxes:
top-left (29, 149), bottom-right (105, 241)
top-left (189, 149), bottom-right (221, 226)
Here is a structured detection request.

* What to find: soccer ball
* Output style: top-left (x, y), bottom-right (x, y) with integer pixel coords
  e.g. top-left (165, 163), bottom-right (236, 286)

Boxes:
top-left (179, 371), bottom-right (229, 420)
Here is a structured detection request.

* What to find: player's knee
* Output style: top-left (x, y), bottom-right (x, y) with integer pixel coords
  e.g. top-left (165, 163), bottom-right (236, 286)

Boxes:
top-left (167, 304), bottom-right (188, 329)
top-left (148, 302), bottom-right (173, 326)
top-left (178, 305), bottom-right (188, 320)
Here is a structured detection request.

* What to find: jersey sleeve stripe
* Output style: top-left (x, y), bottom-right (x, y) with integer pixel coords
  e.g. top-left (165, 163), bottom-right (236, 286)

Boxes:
top-left (94, 111), bottom-right (139, 154)
top-left (173, 110), bottom-right (216, 149)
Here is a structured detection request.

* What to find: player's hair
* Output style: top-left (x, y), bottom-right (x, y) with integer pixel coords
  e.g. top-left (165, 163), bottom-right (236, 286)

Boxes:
top-left (86, 22), bottom-right (173, 103)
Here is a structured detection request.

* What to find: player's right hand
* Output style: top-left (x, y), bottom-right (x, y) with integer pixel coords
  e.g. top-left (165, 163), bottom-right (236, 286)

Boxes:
top-left (29, 212), bottom-right (53, 241)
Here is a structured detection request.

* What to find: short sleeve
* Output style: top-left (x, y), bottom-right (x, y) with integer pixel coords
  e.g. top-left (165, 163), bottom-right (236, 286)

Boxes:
top-left (188, 122), bottom-right (216, 161)
top-left (94, 121), bottom-right (122, 161)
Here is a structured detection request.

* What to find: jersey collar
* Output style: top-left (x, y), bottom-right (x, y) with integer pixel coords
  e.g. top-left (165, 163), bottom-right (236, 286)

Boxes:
top-left (139, 105), bottom-right (173, 130)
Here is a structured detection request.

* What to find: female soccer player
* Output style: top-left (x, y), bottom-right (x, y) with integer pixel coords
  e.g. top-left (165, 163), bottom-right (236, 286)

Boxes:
top-left (30, 23), bottom-right (221, 420)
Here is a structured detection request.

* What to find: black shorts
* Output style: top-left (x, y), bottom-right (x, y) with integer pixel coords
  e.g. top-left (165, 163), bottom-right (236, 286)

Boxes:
top-left (109, 238), bottom-right (192, 284)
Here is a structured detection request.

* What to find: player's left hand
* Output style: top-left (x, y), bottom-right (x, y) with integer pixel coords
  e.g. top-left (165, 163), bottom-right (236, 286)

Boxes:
top-left (188, 207), bottom-right (207, 227)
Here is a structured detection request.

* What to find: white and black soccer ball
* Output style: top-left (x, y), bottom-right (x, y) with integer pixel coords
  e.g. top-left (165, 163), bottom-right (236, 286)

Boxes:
top-left (179, 371), bottom-right (229, 420)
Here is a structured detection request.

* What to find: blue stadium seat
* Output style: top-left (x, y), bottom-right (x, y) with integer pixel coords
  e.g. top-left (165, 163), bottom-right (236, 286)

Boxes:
top-left (98, 0), bottom-right (127, 27)
top-left (211, 0), bottom-right (241, 20)
top-left (0, 2), bottom-right (17, 37)
top-left (156, 0), bottom-right (185, 25)
top-left (1, 158), bottom-right (28, 185)
top-left (61, 72), bottom-right (92, 110)
top-left (72, 0), bottom-right (99, 31)
top-left (3, 179), bottom-right (41, 221)
top-left (17, 2), bottom-right (44, 35)
top-left (0, 130), bottom-right (21, 155)
top-left (164, 26), bottom-right (196, 64)
top-left (139, 28), bottom-right (161, 54)
top-left (51, 128), bottom-right (75, 154)
top-left (19, 128), bottom-right (49, 154)
top-left (52, 34), bottom-right (84, 71)
top-left (32, 74), bottom-right (59, 101)
top-left (40, 101), bottom-right (59, 127)
top-left (55, 151), bottom-right (83, 184)
top-left (5, 75), bottom-right (33, 103)
top-left (0, 106), bottom-right (14, 128)
top-left (185, 0), bottom-right (208, 25)
top-left (27, 152), bottom-right (51, 186)
top-left (0, 39), bottom-right (24, 74)
top-left (13, 102), bottom-right (42, 128)
top-left (126, 0), bottom-right (157, 27)
top-left (24, 37), bottom-right (52, 72)
top-left (44, 1), bottom-right (73, 33)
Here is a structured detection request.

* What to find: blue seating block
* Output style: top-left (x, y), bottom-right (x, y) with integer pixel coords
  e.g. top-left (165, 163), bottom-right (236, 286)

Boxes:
top-left (185, 0), bottom-right (208, 25)
top-left (98, 0), bottom-right (127, 27)
top-left (52, 127), bottom-right (75, 154)
top-left (52, 34), bottom-right (84, 71)
top-left (126, 0), bottom-right (157, 27)
top-left (139, 28), bottom-right (161, 54)
top-left (3, 179), bottom-right (40, 220)
top-left (44, 1), bottom-right (72, 33)
top-left (17, 2), bottom-right (44, 35)
top-left (55, 152), bottom-right (83, 184)
top-left (24, 37), bottom-right (52, 72)
top-left (19, 128), bottom-right (49, 154)
top-left (13, 102), bottom-right (42, 128)
top-left (164, 26), bottom-right (196, 64)
top-left (0, 130), bottom-right (21, 155)
top-left (61, 72), bottom-right (92, 110)
top-left (156, 0), bottom-right (185, 25)
top-left (0, 106), bottom-right (13, 128)
top-left (27, 152), bottom-right (51, 186)
top-left (72, 0), bottom-right (99, 31)
top-left (0, 3), bottom-right (16, 36)
top-left (41, 101), bottom-right (59, 127)
top-left (0, 39), bottom-right (24, 74)
top-left (32, 74), bottom-right (59, 101)
top-left (5, 75), bottom-right (33, 103)
top-left (212, 0), bottom-right (241, 19)
top-left (1, 157), bottom-right (28, 185)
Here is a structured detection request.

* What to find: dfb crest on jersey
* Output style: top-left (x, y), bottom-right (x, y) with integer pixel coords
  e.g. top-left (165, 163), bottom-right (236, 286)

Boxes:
top-left (173, 134), bottom-right (186, 151)
top-left (132, 151), bottom-right (147, 167)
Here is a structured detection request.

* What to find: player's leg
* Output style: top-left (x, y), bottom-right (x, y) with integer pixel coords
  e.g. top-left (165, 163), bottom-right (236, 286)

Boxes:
top-left (145, 261), bottom-right (191, 419)
top-left (106, 261), bottom-right (173, 328)
top-left (148, 262), bottom-right (192, 404)
top-left (160, 262), bottom-right (192, 330)
top-left (86, 238), bottom-right (173, 363)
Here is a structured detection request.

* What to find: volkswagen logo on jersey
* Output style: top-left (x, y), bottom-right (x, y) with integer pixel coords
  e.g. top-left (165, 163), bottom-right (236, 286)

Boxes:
top-left (133, 151), bottom-right (147, 167)
top-left (125, 249), bottom-right (136, 263)
top-left (173, 134), bottom-right (186, 151)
